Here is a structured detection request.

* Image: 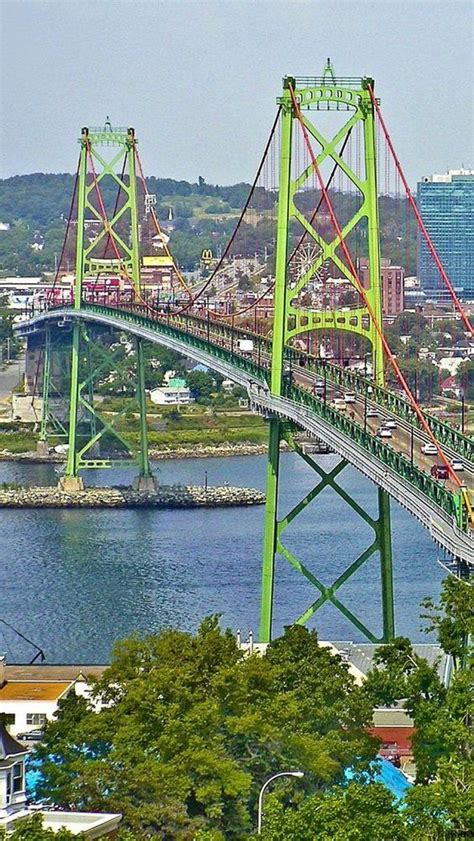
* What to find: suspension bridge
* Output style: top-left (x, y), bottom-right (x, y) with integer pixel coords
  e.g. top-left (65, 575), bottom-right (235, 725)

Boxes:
top-left (15, 65), bottom-right (473, 645)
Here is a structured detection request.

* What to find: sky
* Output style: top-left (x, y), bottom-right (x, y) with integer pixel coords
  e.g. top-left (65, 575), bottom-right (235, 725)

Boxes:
top-left (1, 0), bottom-right (473, 187)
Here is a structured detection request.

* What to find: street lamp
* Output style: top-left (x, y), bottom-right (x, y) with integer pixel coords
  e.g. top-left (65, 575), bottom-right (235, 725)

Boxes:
top-left (257, 771), bottom-right (304, 835)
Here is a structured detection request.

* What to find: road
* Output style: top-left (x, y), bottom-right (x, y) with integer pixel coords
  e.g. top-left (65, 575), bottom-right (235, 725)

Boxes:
top-left (178, 316), bottom-right (472, 495)
top-left (291, 364), bottom-right (473, 495)
top-left (0, 357), bottom-right (24, 402)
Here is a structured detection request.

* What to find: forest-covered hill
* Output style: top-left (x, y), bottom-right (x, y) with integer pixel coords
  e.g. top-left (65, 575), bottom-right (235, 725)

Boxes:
top-left (0, 173), bottom-right (416, 275)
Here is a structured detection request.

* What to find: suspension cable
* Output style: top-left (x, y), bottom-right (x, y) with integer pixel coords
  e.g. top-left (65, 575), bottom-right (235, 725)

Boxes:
top-left (134, 150), bottom-right (192, 297)
top-left (30, 162), bottom-right (81, 408)
top-left (217, 125), bottom-right (354, 322)
top-left (367, 85), bottom-right (472, 337)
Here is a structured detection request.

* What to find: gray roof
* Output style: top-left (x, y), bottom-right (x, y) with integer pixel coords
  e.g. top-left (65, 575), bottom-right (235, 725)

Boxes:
top-left (329, 642), bottom-right (451, 685)
top-left (0, 723), bottom-right (27, 760)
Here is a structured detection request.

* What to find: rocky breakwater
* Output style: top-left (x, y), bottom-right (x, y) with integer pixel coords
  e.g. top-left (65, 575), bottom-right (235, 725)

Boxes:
top-left (0, 484), bottom-right (266, 509)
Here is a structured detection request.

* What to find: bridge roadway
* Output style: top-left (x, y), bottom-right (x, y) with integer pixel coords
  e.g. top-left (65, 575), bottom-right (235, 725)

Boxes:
top-left (17, 302), bottom-right (474, 565)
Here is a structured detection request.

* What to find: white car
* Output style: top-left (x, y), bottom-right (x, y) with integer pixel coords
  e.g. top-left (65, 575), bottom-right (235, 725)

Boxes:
top-left (383, 420), bottom-right (397, 429)
top-left (376, 428), bottom-right (392, 438)
top-left (366, 408), bottom-right (379, 418)
top-left (344, 392), bottom-right (356, 403)
top-left (451, 459), bottom-right (465, 472)
top-left (421, 442), bottom-right (438, 455)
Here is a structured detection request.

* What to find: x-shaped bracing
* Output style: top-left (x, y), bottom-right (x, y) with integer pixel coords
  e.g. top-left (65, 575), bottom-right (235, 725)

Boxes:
top-left (276, 437), bottom-right (388, 643)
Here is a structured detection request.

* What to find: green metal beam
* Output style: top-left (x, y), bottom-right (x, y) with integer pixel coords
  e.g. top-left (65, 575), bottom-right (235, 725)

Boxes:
top-left (260, 79), bottom-right (294, 643)
top-left (136, 338), bottom-right (151, 478)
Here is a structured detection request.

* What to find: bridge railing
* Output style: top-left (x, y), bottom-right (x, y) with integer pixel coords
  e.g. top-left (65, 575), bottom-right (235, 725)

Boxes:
top-left (108, 299), bottom-right (471, 461)
top-left (283, 381), bottom-right (465, 531)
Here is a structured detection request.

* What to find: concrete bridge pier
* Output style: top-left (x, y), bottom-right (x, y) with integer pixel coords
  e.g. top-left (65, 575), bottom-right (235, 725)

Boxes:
top-left (132, 474), bottom-right (157, 492)
top-left (36, 439), bottom-right (49, 456)
top-left (57, 475), bottom-right (85, 492)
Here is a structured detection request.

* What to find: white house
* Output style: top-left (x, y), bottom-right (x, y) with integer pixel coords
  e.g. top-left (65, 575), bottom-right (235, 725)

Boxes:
top-left (149, 385), bottom-right (191, 406)
top-left (0, 657), bottom-right (101, 739)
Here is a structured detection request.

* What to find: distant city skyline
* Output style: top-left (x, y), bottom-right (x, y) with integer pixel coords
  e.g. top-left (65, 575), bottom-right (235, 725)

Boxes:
top-left (1, 0), bottom-right (473, 187)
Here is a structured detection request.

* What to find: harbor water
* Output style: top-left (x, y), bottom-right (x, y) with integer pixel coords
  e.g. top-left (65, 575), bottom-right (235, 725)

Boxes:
top-left (0, 453), bottom-right (444, 662)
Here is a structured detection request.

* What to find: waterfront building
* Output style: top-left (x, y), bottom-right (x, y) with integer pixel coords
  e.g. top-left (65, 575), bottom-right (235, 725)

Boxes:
top-left (149, 379), bottom-right (191, 405)
top-left (417, 170), bottom-right (474, 300)
top-left (0, 657), bottom-right (104, 739)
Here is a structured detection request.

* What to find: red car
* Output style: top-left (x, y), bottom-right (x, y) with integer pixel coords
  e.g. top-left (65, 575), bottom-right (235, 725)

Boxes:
top-left (431, 464), bottom-right (449, 480)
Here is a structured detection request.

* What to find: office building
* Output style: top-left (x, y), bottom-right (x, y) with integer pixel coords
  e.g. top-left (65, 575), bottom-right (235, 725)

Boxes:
top-left (417, 170), bottom-right (474, 299)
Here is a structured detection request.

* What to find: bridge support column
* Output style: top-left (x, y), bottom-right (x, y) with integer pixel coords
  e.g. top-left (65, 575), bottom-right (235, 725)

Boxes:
top-left (378, 488), bottom-right (395, 642)
top-left (133, 338), bottom-right (156, 491)
top-left (260, 418), bottom-right (282, 643)
top-left (37, 327), bottom-right (51, 455)
top-left (61, 321), bottom-right (81, 488)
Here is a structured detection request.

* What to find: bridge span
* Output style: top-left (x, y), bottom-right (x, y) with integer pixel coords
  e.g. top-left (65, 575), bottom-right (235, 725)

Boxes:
top-left (17, 303), bottom-right (474, 566)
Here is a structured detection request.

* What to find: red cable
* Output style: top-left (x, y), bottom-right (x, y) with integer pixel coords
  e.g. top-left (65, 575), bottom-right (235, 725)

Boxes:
top-left (288, 83), bottom-right (465, 493)
top-left (367, 85), bottom-right (472, 337)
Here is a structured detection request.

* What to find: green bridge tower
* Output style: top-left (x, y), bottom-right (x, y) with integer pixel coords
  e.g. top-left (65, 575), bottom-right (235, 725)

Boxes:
top-left (48, 123), bottom-right (156, 491)
top-left (260, 68), bottom-right (395, 644)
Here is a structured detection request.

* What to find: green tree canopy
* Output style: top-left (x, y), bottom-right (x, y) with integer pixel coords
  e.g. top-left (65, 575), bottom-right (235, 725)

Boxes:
top-left (33, 620), bottom-right (376, 839)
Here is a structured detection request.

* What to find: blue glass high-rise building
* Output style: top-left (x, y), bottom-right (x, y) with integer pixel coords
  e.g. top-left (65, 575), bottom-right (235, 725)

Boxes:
top-left (417, 170), bottom-right (474, 300)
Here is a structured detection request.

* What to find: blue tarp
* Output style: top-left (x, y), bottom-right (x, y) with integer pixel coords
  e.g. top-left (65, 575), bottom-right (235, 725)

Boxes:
top-left (344, 757), bottom-right (412, 801)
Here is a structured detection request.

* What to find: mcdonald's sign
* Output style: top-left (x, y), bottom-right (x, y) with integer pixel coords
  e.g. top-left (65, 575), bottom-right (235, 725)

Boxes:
top-left (201, 248), bottom-right (214, 267)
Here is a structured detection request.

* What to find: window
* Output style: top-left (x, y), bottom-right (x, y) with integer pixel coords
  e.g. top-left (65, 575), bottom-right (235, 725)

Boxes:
top-left (26, 713), bottom-right (47, 726)
top-left (12, 763), bottom-right (24, 794)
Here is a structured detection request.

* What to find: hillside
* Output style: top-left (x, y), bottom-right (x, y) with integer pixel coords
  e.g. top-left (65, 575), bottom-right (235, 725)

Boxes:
top-left (0, 173), bottom-right (416, 275)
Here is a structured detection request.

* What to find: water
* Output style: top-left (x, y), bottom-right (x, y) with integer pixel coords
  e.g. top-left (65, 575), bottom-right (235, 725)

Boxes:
top-left (0, 454), bottom-right (444, 663)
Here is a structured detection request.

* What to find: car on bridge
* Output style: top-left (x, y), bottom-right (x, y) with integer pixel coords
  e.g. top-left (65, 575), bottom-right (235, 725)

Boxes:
top-left (450, 459), bottom-right (465, 472)
top-left (421, 442), bottom-right (438, 455)
top-left (344, 392), bottom-right (356, 403)
top-left (366, 408), bottom-right (379, 418)
top-left (383, 419), bottom-right (397, 429)
top-left (430, 464), bottom-right (449, 480)
top-left (376, 427), bottom-right (392, 438)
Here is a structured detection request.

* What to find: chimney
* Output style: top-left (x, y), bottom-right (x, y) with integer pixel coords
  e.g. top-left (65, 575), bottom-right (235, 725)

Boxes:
top-left (0, 654), bottom-right (6, 688)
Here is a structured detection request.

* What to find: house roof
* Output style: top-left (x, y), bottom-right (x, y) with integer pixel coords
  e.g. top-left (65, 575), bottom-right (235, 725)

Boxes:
top-left (0, 723), bottom-right (27, 760)
top-left (441, 375), bottom-right (458, 389)
top-left (329, 642), bottom-right (451, 685)
top-left (4, 665), bottom-right (107, 682)
top-left (0, 681), bottom-right (71, 702)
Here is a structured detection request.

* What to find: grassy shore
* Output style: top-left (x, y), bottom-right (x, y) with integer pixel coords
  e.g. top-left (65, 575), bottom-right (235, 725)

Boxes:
top-left (0, 404), bottom-right (269, 457)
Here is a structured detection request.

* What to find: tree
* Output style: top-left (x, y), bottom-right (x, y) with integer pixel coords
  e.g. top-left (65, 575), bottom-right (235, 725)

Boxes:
top-left (421, 576), bottom-right (473, 670)
top-left (186, 370), bottom-right (217, 401)
top-left (457, 358), bottom-right (474, 402)
top-left (260, 781), bottom-right (407, 840)
top-left (33, 620), bottom-right (377, 839)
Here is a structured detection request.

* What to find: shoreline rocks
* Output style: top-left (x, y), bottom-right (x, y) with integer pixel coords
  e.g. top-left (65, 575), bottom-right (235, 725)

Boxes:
top-left (0, 442), bottom-right (276, 463)
top-left (0, 484), bottom-right (266, 509)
